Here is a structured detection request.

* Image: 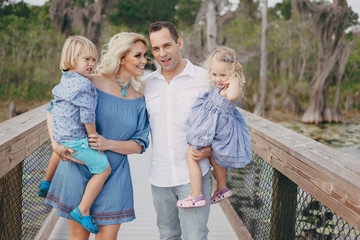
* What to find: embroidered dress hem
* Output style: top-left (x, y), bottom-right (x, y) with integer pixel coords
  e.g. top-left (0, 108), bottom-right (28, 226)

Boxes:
top-left (46, 193), bottom-right (135, 225)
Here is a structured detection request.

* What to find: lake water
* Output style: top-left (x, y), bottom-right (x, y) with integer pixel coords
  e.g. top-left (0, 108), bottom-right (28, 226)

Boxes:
top-left (279, 119), bottom-right (360, 159)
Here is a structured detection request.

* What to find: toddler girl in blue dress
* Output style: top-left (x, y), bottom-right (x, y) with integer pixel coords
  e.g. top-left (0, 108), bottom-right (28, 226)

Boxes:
top-left (51, 35), bottom-right (111, 233)
top-left (177, 46), bottom-right (252, 208)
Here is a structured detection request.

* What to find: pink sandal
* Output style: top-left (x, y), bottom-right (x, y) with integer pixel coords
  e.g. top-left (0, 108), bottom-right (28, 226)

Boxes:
top-left (177, 195), bottom-right (206, 208)
top-left (211, 188), bottom-right (233, 204)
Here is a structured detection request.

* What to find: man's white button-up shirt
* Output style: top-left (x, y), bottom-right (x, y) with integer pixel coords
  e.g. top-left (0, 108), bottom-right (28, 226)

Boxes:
top-left (144, 60), bottom-right (211, 187)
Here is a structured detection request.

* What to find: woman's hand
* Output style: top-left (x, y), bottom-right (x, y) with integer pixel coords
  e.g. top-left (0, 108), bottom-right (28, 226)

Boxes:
top-left (187, 145), bottom-right (212, 161)
top-left (52, 141), bottom-right (84, 164)
top-left (88, 133), bottom-right (108, 153)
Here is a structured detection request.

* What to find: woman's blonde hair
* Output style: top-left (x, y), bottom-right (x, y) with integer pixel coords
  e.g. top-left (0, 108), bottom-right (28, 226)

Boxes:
top-left (203, 46), bottom-right (245, 92)
top-left (60, 35), bottom-right (98, 71)
top-left (96, 32), bottom-right (148, 92)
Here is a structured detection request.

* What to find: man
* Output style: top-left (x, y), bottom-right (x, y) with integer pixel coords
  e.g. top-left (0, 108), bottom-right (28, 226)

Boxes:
top-left (144, 21), bottom-right (212, 240)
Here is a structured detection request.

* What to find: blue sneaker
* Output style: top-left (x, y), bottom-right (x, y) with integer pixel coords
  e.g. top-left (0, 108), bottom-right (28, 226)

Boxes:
top-left (38, 180), bottom-right (50, 198)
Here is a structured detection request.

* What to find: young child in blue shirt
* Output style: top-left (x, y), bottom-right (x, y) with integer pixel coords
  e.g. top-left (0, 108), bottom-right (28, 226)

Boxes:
top-left (50, 35), bottom-right (111, 234)
top-left (177, 46), bottom-right (252, 208)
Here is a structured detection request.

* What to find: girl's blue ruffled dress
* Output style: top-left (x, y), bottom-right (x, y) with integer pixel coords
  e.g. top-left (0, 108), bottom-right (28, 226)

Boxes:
top-left (45, 89), bottom-right (149, 225)
top-left (187, 86), bottom-right (252, 168)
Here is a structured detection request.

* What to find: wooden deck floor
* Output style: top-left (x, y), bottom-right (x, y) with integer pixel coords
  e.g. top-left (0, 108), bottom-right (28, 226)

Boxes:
top-left (48, 147), bottom-right (238, 239)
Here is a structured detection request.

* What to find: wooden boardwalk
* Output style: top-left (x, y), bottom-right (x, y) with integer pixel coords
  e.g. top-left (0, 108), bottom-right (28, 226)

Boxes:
top-left (48, 146), bottom-right (238, 239)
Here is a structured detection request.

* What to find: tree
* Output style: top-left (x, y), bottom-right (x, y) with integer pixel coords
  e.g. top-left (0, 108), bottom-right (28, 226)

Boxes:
top-left (49, 0), bottom-right (112, 47)
top-left (109, 0), bottom-right (201, 34)
top-left (206, 0), bottom-right (218, 52)
top-left (292, 0), bottom-right (354, 124)
top-left (0, 1), bottom-right (64, 101)
top-left (238, 0), bottom-right (260, 21)
top-left (254, 0), bottom-right (268, 116)
top-left (187, 0), bottom-right (240, 60)
top-left (332, 41), bottom-right (355, 122)
top-left (269, 0), bottom-right (291, 20)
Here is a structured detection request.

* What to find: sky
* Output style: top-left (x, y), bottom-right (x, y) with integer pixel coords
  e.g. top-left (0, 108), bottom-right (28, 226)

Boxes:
top-left (20, 0), bottom-right (360, 16)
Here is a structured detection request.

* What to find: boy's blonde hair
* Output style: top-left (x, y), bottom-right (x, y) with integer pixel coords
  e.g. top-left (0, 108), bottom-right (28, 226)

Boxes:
top-left (96, 32), bottom-right (148, 92)
top-left (60, 35), bottom-right (98, 71)
top-left (203, 46), bottom-right (245, 91)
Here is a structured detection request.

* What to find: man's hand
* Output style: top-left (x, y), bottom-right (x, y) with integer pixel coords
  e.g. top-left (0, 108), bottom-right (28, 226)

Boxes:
top-left (187, 145), bottom-right (212, 161)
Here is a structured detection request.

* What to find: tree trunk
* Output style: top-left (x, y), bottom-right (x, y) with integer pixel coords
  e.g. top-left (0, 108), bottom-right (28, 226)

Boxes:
top-left (332, 41), bottom-right (355, 122)
top-left (294, 0), bottom-right (352, 124)
top-left (300, 46), bottom-right (342, 123)
top-left (322, 80), bottom-right (333, 123)
top-left (80, 0), bottom-right (111, 48)
top-left (254, 0), bottom-right (268, 116)
top-left (190, 0), bottom-right (239, 60)
top-left (239, 0), bottom-right (259, 21)
top-left (49, 0), bottom-right (73, 36)
top-left (50, 0), bottom-right (112, 47)
top-left (8, 101), bottom-right (16, 119)
top-left (206, 0), bottom-right (218, 52)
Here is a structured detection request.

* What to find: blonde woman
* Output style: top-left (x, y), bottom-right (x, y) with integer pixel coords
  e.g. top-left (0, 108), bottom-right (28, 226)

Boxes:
top-left (45, 32), bottom-right (150, 239)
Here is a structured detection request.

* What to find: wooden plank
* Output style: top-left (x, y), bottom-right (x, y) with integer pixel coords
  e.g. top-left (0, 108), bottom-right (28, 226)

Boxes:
top-left (0, 103), bottom-right (50, 178)
top-left (239, 108), bottom-right (360, 230)
top-left (34, 209), bottom-right (59, 240)
top-left (219, 199), bottom-right (253, 240)
top-left (213, 173), bottom-right (253, 240)
top-left (270, 169), bottom-right (297, 240)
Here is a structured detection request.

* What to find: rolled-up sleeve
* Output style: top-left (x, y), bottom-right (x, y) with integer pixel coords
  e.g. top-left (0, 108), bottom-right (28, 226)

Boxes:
top-left (47, 99), bottom-right (54, 114)
top-left (70, 85), bottom-right (97, 124)
top-left (130, 107), bottom-right (150, 154)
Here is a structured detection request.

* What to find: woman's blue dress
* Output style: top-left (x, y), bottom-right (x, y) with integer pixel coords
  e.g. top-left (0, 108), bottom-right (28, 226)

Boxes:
top-left (187, 86), bottom-right (252, 168)
top-left (45, 89), bottom-right (150, 225)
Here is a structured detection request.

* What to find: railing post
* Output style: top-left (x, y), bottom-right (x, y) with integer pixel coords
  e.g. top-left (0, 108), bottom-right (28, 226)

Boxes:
top-left (270, 168), bottom-right (297, 240)
top-left (0, 163), bottom-right (23, 240)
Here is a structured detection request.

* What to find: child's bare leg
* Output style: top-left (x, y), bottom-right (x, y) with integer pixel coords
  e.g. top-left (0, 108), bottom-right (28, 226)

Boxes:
top-left (78, 164), bottom-right (111, 216)
top-left (186, 148), bottom-right (203, 198)
top-left (43, 152), bottom-right (60, 182)
top-left (210, 155), bottom-right (227, 192)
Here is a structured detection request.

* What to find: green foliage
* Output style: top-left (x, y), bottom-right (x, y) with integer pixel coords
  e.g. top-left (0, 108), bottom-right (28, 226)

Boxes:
top-left (0, 1), bottom-right (31, 18)
top-left (0, 0), bottom-right (359, 115)
top-left (342, 39), bottom-right (360, 110)
top-left (269, 0), bottom-right (291, 20)
top-left (0, 1), bottom-right (64, 101)
top-left (220, 17), bottom-right (261, 83)
top-left (175, 0), bottom-right (202, 28)
top-left (344, 39), bottom-right (360, 84)
top-left (108, 0), bottom-right (201, 34)
top-left (347, 7), bottom-right (360, 27)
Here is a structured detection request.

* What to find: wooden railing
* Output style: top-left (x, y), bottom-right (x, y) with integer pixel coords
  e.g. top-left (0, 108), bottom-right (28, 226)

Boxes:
top-left (1, 103), bottom-right (359, 239)
top-left (0, 103), bottom-right (58, 240)
top-left (0, 103), bottom-right (50, 179)
top-left (237, 108), bottom-right (360, 238)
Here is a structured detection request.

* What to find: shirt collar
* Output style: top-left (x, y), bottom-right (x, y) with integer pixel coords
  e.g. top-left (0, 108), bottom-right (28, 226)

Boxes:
top-left (62, 70), bottom-right (80, 78)
top-left (152, 59), bottom-right (197, 80)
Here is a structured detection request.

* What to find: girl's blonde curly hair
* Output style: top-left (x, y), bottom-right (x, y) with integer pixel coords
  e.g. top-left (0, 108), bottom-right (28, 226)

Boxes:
top-left (203, 46), bottom-right (245, 93)
top-left (96, 32), bottom-right (148, 92)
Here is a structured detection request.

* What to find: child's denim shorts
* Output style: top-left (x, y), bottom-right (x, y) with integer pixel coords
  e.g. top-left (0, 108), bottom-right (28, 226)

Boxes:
top-left (61, 137), bottom-right (109, 174)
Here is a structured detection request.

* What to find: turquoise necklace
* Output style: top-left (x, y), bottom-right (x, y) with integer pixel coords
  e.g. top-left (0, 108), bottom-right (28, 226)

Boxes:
top-left (115, 75), bottom-right (131, 97)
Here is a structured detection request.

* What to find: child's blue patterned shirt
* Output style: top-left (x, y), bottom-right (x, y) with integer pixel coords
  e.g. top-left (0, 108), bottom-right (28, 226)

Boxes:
top-left (52, 71), bottom-right (97, 142)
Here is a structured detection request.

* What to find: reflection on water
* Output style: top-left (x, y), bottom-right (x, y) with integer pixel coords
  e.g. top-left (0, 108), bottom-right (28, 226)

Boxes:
top-left (278, 120), bottom-right (360, 159)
